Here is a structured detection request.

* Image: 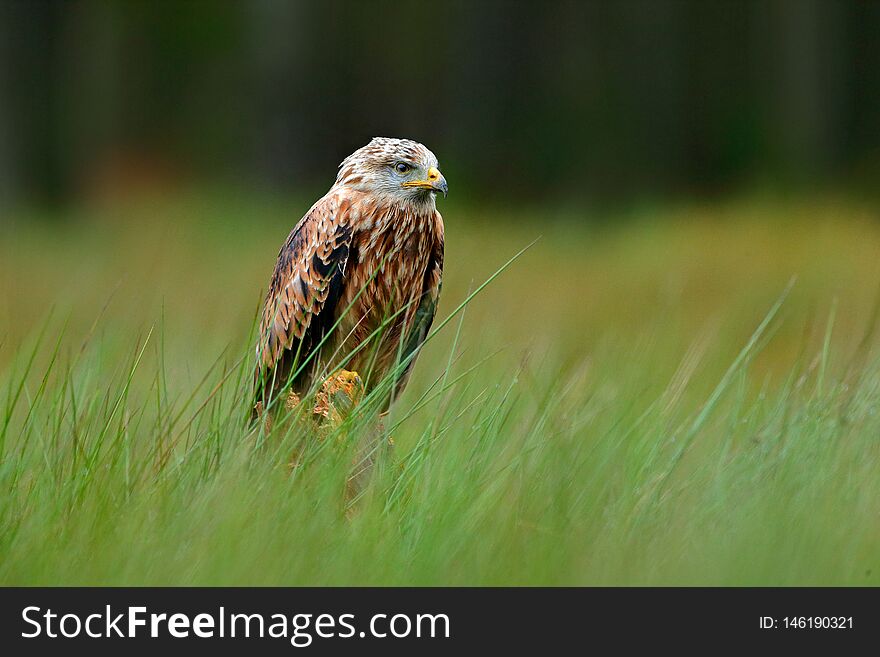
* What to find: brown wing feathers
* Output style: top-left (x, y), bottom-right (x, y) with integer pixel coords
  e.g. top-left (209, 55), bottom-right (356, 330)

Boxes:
top-left (255, 194), bottom-right (354, 403)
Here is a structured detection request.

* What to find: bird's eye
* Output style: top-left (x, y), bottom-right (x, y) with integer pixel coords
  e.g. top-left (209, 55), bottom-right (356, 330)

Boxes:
top-left (394, 162), bottom-right (411, 174)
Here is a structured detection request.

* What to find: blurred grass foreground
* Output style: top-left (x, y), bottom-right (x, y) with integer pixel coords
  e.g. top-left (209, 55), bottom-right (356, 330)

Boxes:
top-left (1, 191), bottom-right (880, 585)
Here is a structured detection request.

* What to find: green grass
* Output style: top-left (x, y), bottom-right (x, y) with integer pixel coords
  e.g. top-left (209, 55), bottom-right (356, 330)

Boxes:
top-left (1, 191), bottom-right (880, 585)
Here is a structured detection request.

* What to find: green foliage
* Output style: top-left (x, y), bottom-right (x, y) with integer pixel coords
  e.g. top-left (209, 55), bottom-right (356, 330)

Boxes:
top-left (1, 193), bottom-right (879, 585)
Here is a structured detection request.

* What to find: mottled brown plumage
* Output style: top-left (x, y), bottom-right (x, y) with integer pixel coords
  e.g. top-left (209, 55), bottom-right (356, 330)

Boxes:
top-left (253, 138), bottom-right (446, 419)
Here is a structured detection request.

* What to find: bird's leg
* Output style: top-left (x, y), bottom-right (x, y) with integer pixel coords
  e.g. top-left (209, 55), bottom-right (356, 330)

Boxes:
top-left (310, 370), bottom-right (397, 511)
top-left (345, 411), bottom-right (395, 512)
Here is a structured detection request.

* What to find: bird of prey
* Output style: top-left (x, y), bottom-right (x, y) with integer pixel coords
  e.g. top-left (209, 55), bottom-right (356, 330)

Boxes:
top-left (253, 137), bottom-right (447, 423)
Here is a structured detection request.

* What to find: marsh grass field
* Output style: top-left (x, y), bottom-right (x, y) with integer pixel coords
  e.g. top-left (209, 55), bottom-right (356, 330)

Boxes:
top-left (1, 192), bottom-right (880, 585)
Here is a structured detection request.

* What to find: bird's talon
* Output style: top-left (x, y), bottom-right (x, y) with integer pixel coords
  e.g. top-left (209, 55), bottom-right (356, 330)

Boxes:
top-left (313, 370), bottom-right (365, 424)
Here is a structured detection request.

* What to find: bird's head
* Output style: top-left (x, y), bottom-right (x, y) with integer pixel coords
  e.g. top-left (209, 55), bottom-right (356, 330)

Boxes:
top-left (335, 137), bottom-right (448, 207)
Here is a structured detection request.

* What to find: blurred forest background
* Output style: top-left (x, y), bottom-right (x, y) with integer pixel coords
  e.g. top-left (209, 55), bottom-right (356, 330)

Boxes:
top-left (1, 0), bottom-right (879, 211)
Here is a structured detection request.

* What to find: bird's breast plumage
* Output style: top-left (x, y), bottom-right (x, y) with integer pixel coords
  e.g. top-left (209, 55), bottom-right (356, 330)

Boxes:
top-left (335, 197), bottom-right (442, 372)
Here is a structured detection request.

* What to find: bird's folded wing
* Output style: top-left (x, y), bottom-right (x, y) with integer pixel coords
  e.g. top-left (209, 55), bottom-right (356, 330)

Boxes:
top-left (257, 193), bottom-right (354, 375)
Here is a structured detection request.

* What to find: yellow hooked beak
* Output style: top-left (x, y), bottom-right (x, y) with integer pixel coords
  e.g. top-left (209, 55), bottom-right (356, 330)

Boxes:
top-left (402, 166), bottom-right (448, 197)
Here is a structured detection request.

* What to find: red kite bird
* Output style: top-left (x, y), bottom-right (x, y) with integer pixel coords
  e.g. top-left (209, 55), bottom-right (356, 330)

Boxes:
top-left (253, 138), bottom-right (446, 422)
